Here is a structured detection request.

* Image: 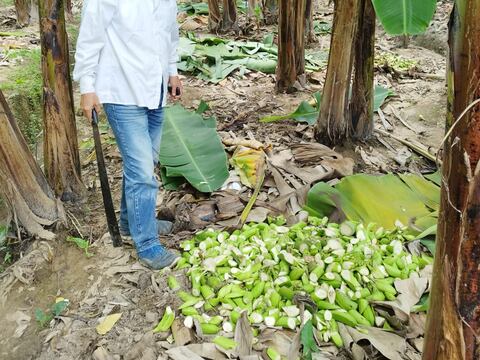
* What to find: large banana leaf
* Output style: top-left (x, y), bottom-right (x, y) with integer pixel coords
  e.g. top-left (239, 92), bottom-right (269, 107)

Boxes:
top-left (260, 92), bottom-right (322, 125)
top-left (178, 34), bottom-right (326, 83)
top-left (305, 173), bottom-right (440, 233)
top-left (160, 105), bottom-right (229, 193)
top-left (178, 2), bottom-right (209, 15)
top-left (372, 0), bottom-right (437, 35)
top-left (260, 85), bottom-right (392, 125)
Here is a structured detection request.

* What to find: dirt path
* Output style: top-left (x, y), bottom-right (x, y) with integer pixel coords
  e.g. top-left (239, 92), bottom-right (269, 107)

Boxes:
top-left (0, 1), bottom-right (451, 359)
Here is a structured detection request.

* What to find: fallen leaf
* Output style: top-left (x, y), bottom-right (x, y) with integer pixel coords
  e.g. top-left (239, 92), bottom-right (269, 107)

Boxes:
top-left (230, 146), bottom-right (266, 188)
top-left (186, 343), bottom-right (226, 359)
top-left (340, 324), bottom-right (406, 360)
top-left (223, 138), bottom-right (266, 150)
top-left (7, 311), bottom-right (31, 338)
top-left (287, 328), bottom-right (302, 360)
top-left (245, 207), bottom-right (270, 223)
top-left (172, 319), bottom-right (195, 346)
top-left (235, 311), bottom-right (253, 356)
top-left (373, 277), bottom-right (428, 322)
top-left (96, 313), bottom-right (122, 335)
top-left (180, 18), bottom-right (203, 31)
top-left (166, 346), bottom-right (206, 360)
top-left (92, 346), bottom-right (115, 360)
top-left (407, 313), bottom-right (427, 339)
top-left (410, 337), bottom-right (424, 352)
top-left (258, 329), bottom-right (294, 357)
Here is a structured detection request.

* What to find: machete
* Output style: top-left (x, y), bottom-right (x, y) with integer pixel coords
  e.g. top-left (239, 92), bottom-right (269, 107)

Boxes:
top-left (91, 109), bottom-right (123, 247)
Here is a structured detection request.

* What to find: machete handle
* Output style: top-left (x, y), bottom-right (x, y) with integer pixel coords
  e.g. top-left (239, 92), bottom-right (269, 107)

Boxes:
top-left (92, 108), bottom-right (99, 126)
top-left (167, 85), bottom-right (181, 96)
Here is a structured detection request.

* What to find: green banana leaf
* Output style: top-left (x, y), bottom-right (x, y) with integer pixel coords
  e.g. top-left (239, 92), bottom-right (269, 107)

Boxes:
top-left (178, 37), bottom-right (196, 59)
top-left (260, 85), bottom-right (392, 125)
top-left (399, 173), bottom-right (440, 211)
top-left (178, 0), bottom-right (246, 15)
top-left (420, 239), bottom-right (436, 256)
top-left (178, 34), bottom-right (326, 83)
top-left (424, 170), bottom-right (441, 186)
top-left (226, 57), bottom-right (277, 74)
top-left (0, 224), bottom-right (7, 246)
top-left (160, 105), bottom-right (229, 193)
top-left (159, 168), bottom-right (186, 191)
top-left (178, 2), bottom-right (209, 15)
top-left (261, 92), bottom-right (322, 125)
top-left (412, 293), bottom-right (430, 312)
top-left (372, 0), bottom-right (437, 36)
top-left (313, 20), bottom-right (332, 35)
top-left (374, 85), bottom-right (394, 111)
top-left (305, 173), bottom-right (440, 233)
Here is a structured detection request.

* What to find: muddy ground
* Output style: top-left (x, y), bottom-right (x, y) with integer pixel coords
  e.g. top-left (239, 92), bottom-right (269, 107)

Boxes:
top-left (0, 1), bottom-right (451, 359)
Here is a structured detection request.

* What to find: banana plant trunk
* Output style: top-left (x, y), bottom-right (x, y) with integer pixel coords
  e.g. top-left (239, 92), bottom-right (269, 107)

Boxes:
top-left (423, 1), bottom-right (480, 359)
top-left (276, 0), bottom-right (306, 92)
top-left (305, 0), bottom-right (315, 43)
top-left (222, 0), bottom-right (238, 31)
top-left (247, 0), bottom-right (258, 18)
top-left (208, 0), bottom-right (222, 32)
top-left (0, 90), bottom-right (64, 240)
top-left (261, 0), bottom-right (278, 25)
top-left (15, 0), bottom-right (31, 27)
top-left (350, 0), bottom-right (375, 139)
top-left (314, 0), bottom-right (360, 146)
top-left (39, 0), bottom-right (84, 202)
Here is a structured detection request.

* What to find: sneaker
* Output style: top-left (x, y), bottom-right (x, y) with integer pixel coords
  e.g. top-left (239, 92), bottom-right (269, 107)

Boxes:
top-left (138, 245), bottom-right (179, 270)
top-left (120, 220), bottom-right (173, 237)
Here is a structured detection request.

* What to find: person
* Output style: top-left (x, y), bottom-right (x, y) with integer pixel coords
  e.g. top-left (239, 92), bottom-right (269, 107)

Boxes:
top-left (73, 0), bottom-right (182, 270)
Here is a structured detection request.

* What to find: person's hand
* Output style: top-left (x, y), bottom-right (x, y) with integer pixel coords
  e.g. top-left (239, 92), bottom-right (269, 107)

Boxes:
top-left (80, 92), bottom-right (101, 121)
top-left (168, 76), bottom-right (183, 101)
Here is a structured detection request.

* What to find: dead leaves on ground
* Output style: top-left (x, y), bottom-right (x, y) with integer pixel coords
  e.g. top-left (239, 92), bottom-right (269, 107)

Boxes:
top-left (160, 128), bottom-right (354, 234)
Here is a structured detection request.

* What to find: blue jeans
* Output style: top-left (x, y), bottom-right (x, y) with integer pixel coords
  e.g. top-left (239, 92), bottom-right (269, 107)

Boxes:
top-left (103, 99), bottom-right (164, 253)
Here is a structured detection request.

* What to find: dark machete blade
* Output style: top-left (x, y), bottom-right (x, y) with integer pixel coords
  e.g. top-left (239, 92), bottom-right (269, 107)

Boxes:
top-left (92, 109), bottom-right (123, 247)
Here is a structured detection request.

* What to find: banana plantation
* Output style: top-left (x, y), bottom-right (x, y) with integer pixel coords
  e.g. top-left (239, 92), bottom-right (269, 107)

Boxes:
top-left (0, 0), bottom-right (478, 359)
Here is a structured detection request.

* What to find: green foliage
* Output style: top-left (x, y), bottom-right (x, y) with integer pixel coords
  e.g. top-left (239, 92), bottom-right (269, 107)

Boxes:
top-left (420, 238), bottom-right (436, 256)
top-left (160, 105), bottom-right (229, 193)
top-left (66, 14), bottom-right (82, 50)
top-left (0, 0), bottom-right (13, 7)
top-left (261, 92), bottom-right (322, 125)
top-left (313, 20), bottom-right (332, 35)
top-left (254, 5), bottom-right (263, 21)
top-left (301, 320), bottom-right (318, 360)
top-left (375, 53), bottom-right (418, 71)
top-left (0, 224), bottom-right (7, 246)
top-left (178, 34), bottom-right (327, 83)
top-left (35, 300), bottom-right (69, 327)
top-left (372, 0), bottom-right (437, 36)
top-left (0, 48), bottom-right (42, 146)
top-left (373, 86), bottom-right (394, 110)
top-left (305, 173), bottom-right (440, 234)
top-left (178, 0), bottom-right (246, 15)
top-left (66, 236), bottom-right (93, 257)
top-left (0, 224), bottom-right (12, 273)
top-left (260, 86), bottom-right (392, 124)
top-left (178, 2), bottom-right (209, 15)
top-left (412, 293), bottom-right (429, 313)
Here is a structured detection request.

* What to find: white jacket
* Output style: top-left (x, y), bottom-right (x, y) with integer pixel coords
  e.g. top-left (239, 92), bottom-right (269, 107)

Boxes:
top-left (73, 0), bottom-right (179, 109)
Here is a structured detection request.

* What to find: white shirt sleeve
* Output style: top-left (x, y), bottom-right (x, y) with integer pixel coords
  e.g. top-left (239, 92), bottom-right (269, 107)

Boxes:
top-left (73, 0), bottom-right (117, 94)
top-left (168, 2), bottom-right (179, 76)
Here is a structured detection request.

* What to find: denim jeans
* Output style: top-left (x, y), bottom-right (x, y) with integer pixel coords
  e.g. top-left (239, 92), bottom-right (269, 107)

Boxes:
top-left (103, 97), bottom-right (164, 253)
